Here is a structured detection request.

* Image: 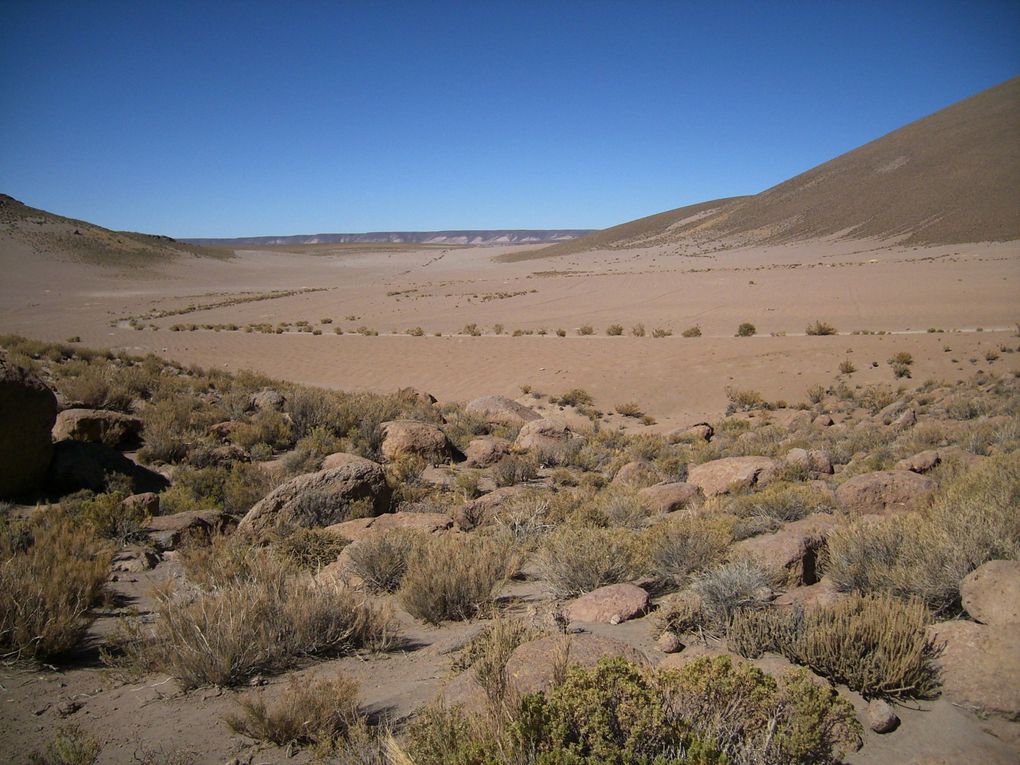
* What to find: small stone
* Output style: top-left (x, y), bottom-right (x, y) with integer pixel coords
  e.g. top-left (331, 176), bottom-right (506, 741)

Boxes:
top-left (867, 699), bottom-right (900, 733)
top-left (656, 632), bottom-right (682, 653)
top-left (56, 700), bottom-right (83, 717)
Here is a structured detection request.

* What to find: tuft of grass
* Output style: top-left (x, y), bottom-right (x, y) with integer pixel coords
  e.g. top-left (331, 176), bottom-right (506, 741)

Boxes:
top-left (838, 358), bottom-right (856, 375)
top-left (535, 525), bottom-right (641, 597)
top-left (805, 320), bottom-right (837, 336)
top-left (651, 327), bottom-right (672, 338)
top-left (691, 559), bottom-right (773, 633)
top-left (736, 322), bottom-right (757, 337)
top-left (644, 516), bottom-right (731, 588)
top-left (606, 324), bottom-right (624, 336)
top-left (614, 401), bottom-right (643, 418)
top-left (345, 528), bottom-right (423, 593)
top-left (681, 325), bottom-right (702, 338)
top-left (577, 325), bottom-right (595, 336)
top-left (29, 724), bottom-right (101, 765)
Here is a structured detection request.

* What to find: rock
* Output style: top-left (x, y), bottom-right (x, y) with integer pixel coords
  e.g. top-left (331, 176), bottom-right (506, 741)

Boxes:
top-left (397, 387), bottom-right (439, 407)
top-left (368, 511), bottom-right (453, 535)
top-left (112, 546), bottom-right (160, 573)
top-left (960, 559), bottom-right (1020, 626)
top-left (464, 436), bottom-right (511, 468)
top-left (506, 634), bottom-right (649, 695)
top-left (0, 352), bottom-right (57, 499)
top-left (47, 440), bottom-right (169, 495)
top-left (610, 460), bottom-right (660, 488)
top-left (656, 632), bottom-right (682, 653)
top-left (52, 408), bottom-right (143, 449)
top-left (122, 492), bottom-right (159, 516)
top-left (380, 419), bottom-right (455, 464)
top-left (774, 577), bottom-right (842, 611)
top-left (732, 514), bottom-right (836, 586)
top-left (513, 418), bottom-right (572, 454)
top-left (144, 509), bottom-right (235, 550)
top-left (321, 452), bottom-right (377, 470)
top-left (322, 516), bottom-right (377, 542)
top-left (895, 449), bottom-right (941, 474)
top-left (452, 485), bottom-right (528, 530)
top-left (565, 583), bottom-right (650, 624)
top-left (238, 461), bottom-right (391, 534)
top-left (208, 421), bottom-right (238, 441)
top-left (667, 423), bottom-right (713, 443)
top-left (466, 395), bottom-right (541, 425)
top-left (768, 409), bottom-right (813, 431)
top-left (835, 470), bottom-right (936, 515)
top-left (687, 456), bottom-right (780, 497)
top-left (893, 408), bottom-right (917, 429)
top-left (638, 482), bottom-right (701, 513)
top-left (867, 699), bottom-right (900, 733)
top-left (813, 414), bottom-right (834, 427)
top-left (785, 448), bottom-right (834, 476)
top-left (928, 620), bottom-right (1020, 720)
top-left (877, 398), bottom-right (911, 424)
top-left (249, 388), bottom-right (285, 411)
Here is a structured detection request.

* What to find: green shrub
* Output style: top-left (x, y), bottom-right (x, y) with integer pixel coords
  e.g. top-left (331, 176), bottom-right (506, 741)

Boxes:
top-left (535, 525), bottom-right (641, 597)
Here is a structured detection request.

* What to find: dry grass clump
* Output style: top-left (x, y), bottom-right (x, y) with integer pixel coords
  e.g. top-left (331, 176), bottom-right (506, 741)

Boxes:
top-left (1, 515), bottom-right (112, 660)
top-left (345, 528), bottom-right (423, 593)
top-left (838, 358), bottom-right (856, 374)
top-left (605, 324), bottom-right (623, 336)
top-left (651, 327), bottom-right (672, 338)
top-left (535, 525), bottom-right (642, 597)
top-left (226, 674), bottom-right (362, 747)
top-left (270, 527), bottom-right (348, 572)
top-left (729, 592), bottom-right (939, 699)
top-left (492, 454), bottom-right (538, 487)
top-left (735, 322), bottom-right (757, 337)
top-left (614, 401), bottom-right (643, 418)
top-left (122, 550), bottom-right (396, 687)
top-left (727, 482), bottom-right (835, 525)
top-left (29, 724), bottom-right (101, 765)
top-left (805, 320), bottom-right (837, 336)
top-left (576, 325), bottom-right (594, 336)
top-left (724, 386), bottom-right (765, 412)
top-left (681, 324), bottom-right (702, 338)
top-left (631, 323), bottom-right (646, 337)
top-left (452, 617), bottom-right (546, 707)
top-left (398, 534), bottom-right (518, 624)
top-left (824, 452), bottom-right (1020, 614)
top-left (644, 515), bottom-right (731, 588)
top-left (691, 559), bottom-right (773, 633)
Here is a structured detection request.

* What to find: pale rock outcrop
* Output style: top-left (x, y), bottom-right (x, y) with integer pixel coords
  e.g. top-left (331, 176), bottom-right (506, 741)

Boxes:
top-left (466, 395), bottom-right (540, 425)
top-left (638, 482), bottom-right (701, 513)
top-left (53, 408), bottom-right (143, 449)
top-left (687, 456), bottom-right (780, 497)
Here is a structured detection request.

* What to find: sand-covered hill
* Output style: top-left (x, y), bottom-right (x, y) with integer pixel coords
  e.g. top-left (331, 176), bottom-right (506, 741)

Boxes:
top-left (185, 229), bottom-right (595, 247)
top-left (513, 77), bottom-right (1020, 261)
top-left (0, 194), bottom-right (231, 267)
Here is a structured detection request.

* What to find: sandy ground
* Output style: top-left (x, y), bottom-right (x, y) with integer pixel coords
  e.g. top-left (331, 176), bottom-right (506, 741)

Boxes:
top-left (0, 237), bottom-right (1017, 426)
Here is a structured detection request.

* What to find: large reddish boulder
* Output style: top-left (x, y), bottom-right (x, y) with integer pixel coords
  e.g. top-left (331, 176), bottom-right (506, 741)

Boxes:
top-left (928, 620), bottom-right (1020, 721)
top-left (464, 436), bottom-right (511, 468)
top-left (565, 583), bottom-right (649, 624)
top-left (638, 482), bottom-right (701, 513)
top-left (835, 470), bottom-right (936, 515)
top-left (687, 456), bottom-right (780, 497)
top-left (960, 559), bottom-right (1020, 626)
top-left (380, 419), bottom-right (455, 464)
top-left (610, 460), bottom-right (660, 488)
top-left (731, 514), bottom-right (837, 586)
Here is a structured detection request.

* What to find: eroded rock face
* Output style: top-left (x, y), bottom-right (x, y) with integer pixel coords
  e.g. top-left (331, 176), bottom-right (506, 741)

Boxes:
top-left (52, 408), bottom-right (143, 449)
top-left (0, 352), bottom-right (57, 498)
top-left (466, 395), bottom-right (540, 425)
top-left (731, 514), bottom-right (837, 586)
top-left (637, 482), bottom-right (701, 514)
top-left (928, 620), bottom-right (1020, 721)
top-left (960, 559), bottom-right (1020, 626)
top-left (785, 448), bottom-right (833, 476)
top-left (238, 461), bottom-right (391, 534)
top-left (835, 470), bottom-right (936, 515)
top-left (565, 583), bottom-right (649, 624)
top-left (144, 509), bottom-right (235, 551)
top-left (687, 456), bottom-right (779, 497)
top-left (249, 388), bottom-right (285, 412)
top-left (380, 420), bottom-right (455, 464)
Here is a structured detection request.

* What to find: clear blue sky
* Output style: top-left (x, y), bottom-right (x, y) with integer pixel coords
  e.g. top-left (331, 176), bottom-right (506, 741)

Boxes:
top-left (1, 1), bottom-right (1017, 237)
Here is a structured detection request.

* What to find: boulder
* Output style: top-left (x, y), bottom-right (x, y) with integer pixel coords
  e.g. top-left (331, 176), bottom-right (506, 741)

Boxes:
top-left (380, 420), bottom-right (455, 464)
top-left (321, 452), bottom-right (378, 471)
top-left (732, 514), bottom-right (837, 586)
top-left (928, 620), bottom-right (1020, 720)
top-left (122, 492), bottom-right (160, 517)
top-left (877, 399), bottom-right (911, 424)
top-left (610, 460), bottom-right (660, 488)
top-left (813, 414), bottom-right (834, 428)
top-left (835, 470), bottom-right (936, 515)
top-left (687, 456), bottom-right (780, 497)
top-left (322, 516), bottom-right (377, 542)
top-left (368, 511), bottom-right (454, 535)
top-left (774, 577), bottom-right (842, 611)
top-left (466, 395), bottom-right (540, 425)
top-left (867, 699), bottom-right (900, 734)
top-left (656, 632), bottom-right (682, 653)
top-left (144, 509), bottom-right (235, 550)
top-left (52, 408), bottom-right (143, 449)
top-left (785, 448), bottom-right (833, 476)
top-left (565, 583), bottom-right (649, 624)
top-left (513, 418), bottom-right (572, 454)
top-left (768, 409), bottom-right (813, 431)
top-left (960, 559), bottom-right (1020, 626)
top-left (893, 408), bottom-right (917, 429)
top-left (249, 388), bottom-right (285, 412)
top-left (506, 634), bottom-right (649, 696)
top-left (112, 546), bottom-right (160, 573)
top-left (47, 440), bottom-right (169, 495)
top-left (452, 485), bottom-right (528, 530)
top-left (0, 352), bottom-right (57, 498)
top-left (895, 450), bottom-right (941, 474)
top-left (238, 461), bottom-right (391, 534)
top-left (667, 423), bottom-right (713, 443)
top-left (464, 436), bottom-right (511, 468)
top-left (638, 482), bottom-right (701, 514)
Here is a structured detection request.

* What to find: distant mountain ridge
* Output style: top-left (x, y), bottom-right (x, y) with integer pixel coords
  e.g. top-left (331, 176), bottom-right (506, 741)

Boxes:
top-left (184, 229), bottom-right (595, 247)
top-left (507, 76), bottom-right (1020, 261)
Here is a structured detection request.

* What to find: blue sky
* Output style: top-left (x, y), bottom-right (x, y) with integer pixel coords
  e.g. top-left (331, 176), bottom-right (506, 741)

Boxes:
top-left (1, 1), bottom-right (1017, 237)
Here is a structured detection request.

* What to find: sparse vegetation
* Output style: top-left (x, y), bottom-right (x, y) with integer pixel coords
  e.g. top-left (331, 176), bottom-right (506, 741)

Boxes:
top-left (681, 324), bottom-right (702, 337)
top-left (535, 525), bottom-right (641, 597)
top-left (606, 324), bottom-right (624, 336)
top-left (805, 320), bottom-right (837, 336)
top-left (736, 322), bottom-right (757, 337)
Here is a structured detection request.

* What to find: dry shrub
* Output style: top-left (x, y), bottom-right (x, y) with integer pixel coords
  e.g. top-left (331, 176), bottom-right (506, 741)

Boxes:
top-left (492, 454), bottom-right (538, 487)
top-left (398, 534), bottom-right (518, 624)
top-left (29, 724), bottom-right (101, 765)
top-left (230, 409), bottom-right (292, 451)
top-left (614, 401), bottom-right (643, 418)
top-left (727, 482), bottom-right (834, 524)
top-left (139, 397), bottom-right (206, 463)
top-left (271, 527), bottom-right (348, 572)
top-left (725, 386), bottom-right (765, 412)
top-left (56, 363), bottom-right (133, 412)
top-left (345, 528), bottom-right (423, 592)
top-left (824, 452), bottom-right (1020, 614)
top-left (0, 515), bottom-right (112, 660)
top-left (805, 320), bottom-right (837, 336)
top-left (226, 674), bottom-right (362, 746)
top-left (691, 559), bottom-right (773, 633)
top-left (644, 515), bottom-right (731, 588)
top-left (452, 617), bottom-right (545, 708)
top-left (123, 551), bottom-right (396, 687)
top-left (681, 325), bottom-right (702, 338)
top-left (492, 495), bottom-right (553, 547)
top-left (535, 525), bottom-right (641, 597)
top-left (735, 322), bottom-right (756, 337)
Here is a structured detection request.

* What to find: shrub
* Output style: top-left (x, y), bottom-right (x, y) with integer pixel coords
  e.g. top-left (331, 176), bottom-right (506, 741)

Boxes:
top-left (838, 358), bottom-right (856, 374)
top-left (558, 388), bottom-right (594, 407)
top-left (398, 535), bottom-right (517, 624)
top-left (555, 328), bottom-right (566, 337)
top-left (681, 325), bottom-right (702, 338)
top-left (492, 454), bottom-right (538, 487)
top-left (230, 410), bottom-right (292, 451)
top-left (29, 724), bottom-right (101, 765)
top-left (577, 325), bottom-right (594, 336)
top-left (691, 559), bottom-right (772, 633)
top-left (139, 397), bottom-right (204, 463)
top-left (462, 323), bottom-right (482, 336)
top-left (614, 401), bottom-right (642, 418)
top-left (605, 324), bottom-right (624, 336)
top-left (892, 363), bottom-right (911, 379)
top-left (727, 482), bottom-right (835, 524)
top-left (345, 528), bottom-right (422, 593)
top-left (452, 617), bottom-right (545, 707)
top-left (406, 326), bottom-right (425, 336)
top-left (535, 525), bottom-right (641, 597)
top-left (631, 323), bottom-right (646, 337)
top-left (226, 674), bottom-right (362, 746)
top-left (888, 351), bottom-right (913, 366)
top-left (805, 320), bottom-right (837, 336)
top-left (724, 386), bottom-right (765, 412)
top-left (736, 322), bottom-right (756, 337)
top-left (122, 553), bottom-right (397, 687)
top-left (644, 516), bottom-right (731, 588)
top-left (651, 327), bottom-right (672, 338)
top-left (0, 516), bottom-right (112, 660)
top-left (271, 527), bottom-right (348, 572)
